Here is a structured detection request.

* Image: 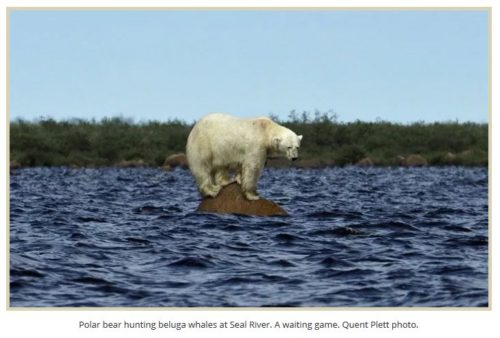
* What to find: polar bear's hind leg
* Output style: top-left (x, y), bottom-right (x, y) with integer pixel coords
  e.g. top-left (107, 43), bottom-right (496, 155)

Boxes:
top-left (214, 167), bottom-right (235, 187)
top-left (188, 156), bottom-right (221, 198)
top-left (198, 169), bottom-right (221, 197)
top-left (200, 181), bottom-right (221, 198)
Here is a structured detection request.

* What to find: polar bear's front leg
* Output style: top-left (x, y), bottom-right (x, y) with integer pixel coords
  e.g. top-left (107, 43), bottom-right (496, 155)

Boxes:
top-left (241, 162), bottom-right (263, 201)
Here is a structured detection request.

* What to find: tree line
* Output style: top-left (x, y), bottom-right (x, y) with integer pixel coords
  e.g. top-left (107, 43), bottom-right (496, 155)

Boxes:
top-left (10, 111), bottom-right (488, 167)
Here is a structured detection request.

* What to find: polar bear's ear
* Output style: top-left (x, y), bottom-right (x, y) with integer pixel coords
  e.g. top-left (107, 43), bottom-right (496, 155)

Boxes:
top-left (298, 135), bottom-right (303, 144)
top-left (273, 136), bottom-right (282, 149)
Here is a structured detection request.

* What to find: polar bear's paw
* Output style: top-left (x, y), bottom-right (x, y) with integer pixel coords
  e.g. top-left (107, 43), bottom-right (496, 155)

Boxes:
top-left (243, 191), bottom-right (260, 201)
top-left (202, 184), bottom-right (222, 198)
top-left (235, 174), bottom-right (242, 185)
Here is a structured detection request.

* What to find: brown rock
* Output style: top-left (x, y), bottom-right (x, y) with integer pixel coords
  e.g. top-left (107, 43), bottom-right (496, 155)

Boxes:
top-left (116, 159), bottom-right (145, 168)
top-left (197, 183), bottom-right (288, 216)
top-left (393, 155), bottom-right (406, 166)
top-left (356, 157), bottom-right (374, 167)
top-left (164, 153), bottom-right (188, 169)
top-left (444, 152), bottom-right (457, 164)
top-left (460, 150), bottom-right (474, 157)
top-left (404, 154), bottom-right (428, 167)
top-left (445, 152), bottom-right (456, 159)
top-left (161, 164), bottom-right (173, 171)
top-left (10, 160), bottom-right (21, 169)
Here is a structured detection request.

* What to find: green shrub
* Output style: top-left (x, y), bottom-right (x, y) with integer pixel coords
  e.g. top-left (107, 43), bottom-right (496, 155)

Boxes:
top-left (9, 112), bottom-right (488, 167)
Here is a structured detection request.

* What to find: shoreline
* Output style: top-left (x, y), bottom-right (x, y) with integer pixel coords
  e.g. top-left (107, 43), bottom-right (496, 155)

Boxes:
top-left (10, 117), bottom-right (488, 169)
top-left (9, 161), bottom-right (488, 171)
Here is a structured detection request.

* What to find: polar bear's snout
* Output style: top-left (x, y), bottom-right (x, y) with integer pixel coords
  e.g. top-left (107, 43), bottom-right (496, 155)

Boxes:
top-left (287, 148), bottom-right (299, 161)
top-left (286, 142), bottom-right (301, 161)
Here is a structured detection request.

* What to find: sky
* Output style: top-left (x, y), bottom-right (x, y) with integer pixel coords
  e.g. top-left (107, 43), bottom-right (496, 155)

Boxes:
top-left (8, 9), bottom-right (489, 123)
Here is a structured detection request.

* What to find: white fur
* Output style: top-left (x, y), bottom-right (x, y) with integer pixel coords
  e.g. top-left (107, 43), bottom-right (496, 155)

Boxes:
top-left (186, 113), bottom-right (302, 200)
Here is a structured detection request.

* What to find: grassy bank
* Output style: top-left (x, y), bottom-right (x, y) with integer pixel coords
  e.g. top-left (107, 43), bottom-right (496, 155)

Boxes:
top-left (10, 112), bottom-right (488, 167)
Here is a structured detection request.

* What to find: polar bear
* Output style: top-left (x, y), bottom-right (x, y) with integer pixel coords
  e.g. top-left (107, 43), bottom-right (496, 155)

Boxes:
top-left (186, 113), bottom-right (303, 200)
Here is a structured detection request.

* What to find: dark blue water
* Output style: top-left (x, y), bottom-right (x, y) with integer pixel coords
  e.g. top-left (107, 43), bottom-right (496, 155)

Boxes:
top-left (10, 166), bottom-right (488, 307)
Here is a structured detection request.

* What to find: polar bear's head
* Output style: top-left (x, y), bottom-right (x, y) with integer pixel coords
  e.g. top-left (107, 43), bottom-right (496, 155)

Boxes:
top-left (272, 129), bottom-right (303, 161)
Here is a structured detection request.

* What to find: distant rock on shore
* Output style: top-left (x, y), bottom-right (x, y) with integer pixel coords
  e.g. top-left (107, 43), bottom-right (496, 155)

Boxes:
top-left (197, 183), bottom-right (288, 216)
top-left (10, 160), bottom-right (22, 170)
top-left (163, 153), bottom-right (188, 171)
top-left (356, 157), bottom-right (374, 167)
top-left (266, 158), bottom-right (335, 169)
top-left (403, 154), bottom-right (428, 167)
top-left (115, 159), bottom-right (146, 168)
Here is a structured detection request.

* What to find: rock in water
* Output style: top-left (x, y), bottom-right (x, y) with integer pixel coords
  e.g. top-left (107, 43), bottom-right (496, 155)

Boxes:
top-left (404, 154), bottom-right (428, 167)
top-left (197, 183), bottom-right (288, 216)
top-left (164, 153), bottom-right (188, 169)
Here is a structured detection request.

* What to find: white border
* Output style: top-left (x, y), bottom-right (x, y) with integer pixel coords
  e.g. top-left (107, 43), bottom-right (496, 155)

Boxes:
top-left (1, 1), bottom-right (497, 337)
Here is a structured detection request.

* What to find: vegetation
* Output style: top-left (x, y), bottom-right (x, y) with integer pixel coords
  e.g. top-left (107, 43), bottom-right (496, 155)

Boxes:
top-left (10, 111), bottom-right (488, 167)
top-left (10, 117), bottom-right (189, 167)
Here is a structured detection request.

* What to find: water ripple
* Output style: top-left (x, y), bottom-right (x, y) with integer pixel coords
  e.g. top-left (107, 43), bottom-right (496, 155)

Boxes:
top-left (10, 167), bottom-right (488, 307)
